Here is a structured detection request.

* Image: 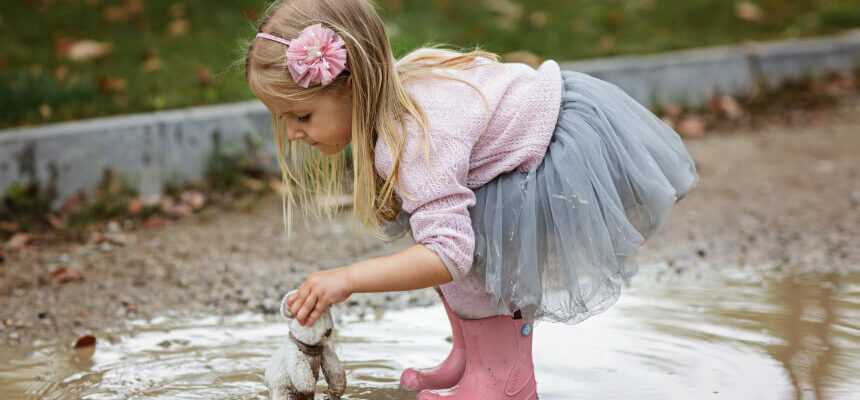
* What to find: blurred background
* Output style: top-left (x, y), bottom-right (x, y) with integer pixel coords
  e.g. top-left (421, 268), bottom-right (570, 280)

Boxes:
top-left (2, 0), bottom-right (860, 128)
top-left (0, 2), bottom-right (859, 400)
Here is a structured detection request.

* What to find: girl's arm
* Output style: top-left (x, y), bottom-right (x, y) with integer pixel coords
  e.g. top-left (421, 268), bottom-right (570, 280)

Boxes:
top-left (286, 244), bottom-right (453, 326)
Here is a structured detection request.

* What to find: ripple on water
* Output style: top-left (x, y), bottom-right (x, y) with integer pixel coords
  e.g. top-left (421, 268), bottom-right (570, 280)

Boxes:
top-left (1, 269), bottom-right (857, 399)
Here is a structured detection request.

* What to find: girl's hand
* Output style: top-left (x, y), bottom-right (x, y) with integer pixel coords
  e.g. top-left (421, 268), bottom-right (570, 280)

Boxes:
top-left (287, 268), bottom-right (352, 326)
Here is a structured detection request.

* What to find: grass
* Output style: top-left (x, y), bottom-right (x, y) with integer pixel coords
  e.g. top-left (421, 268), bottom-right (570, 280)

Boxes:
top-left (1, 0), bottom-right (859, 129)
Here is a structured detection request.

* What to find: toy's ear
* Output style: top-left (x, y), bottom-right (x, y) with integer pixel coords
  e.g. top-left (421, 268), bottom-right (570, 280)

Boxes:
top-left (281, 290), bottom-right (297, 319)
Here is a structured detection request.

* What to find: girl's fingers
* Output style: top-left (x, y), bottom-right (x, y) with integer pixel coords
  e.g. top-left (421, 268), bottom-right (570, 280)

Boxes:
top-left (289, 285), bottom-right (310, 316)
top-left (296, 294), bottom-right (317, 325)
top-left (305, 300), bottom-right (328, 326)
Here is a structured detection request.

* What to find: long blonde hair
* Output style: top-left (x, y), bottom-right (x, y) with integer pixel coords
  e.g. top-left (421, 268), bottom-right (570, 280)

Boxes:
top-left (244, 0), bottom-right (497, 237)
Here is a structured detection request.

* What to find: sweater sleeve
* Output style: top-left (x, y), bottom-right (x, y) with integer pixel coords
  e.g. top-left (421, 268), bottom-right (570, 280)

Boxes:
top-left (394, 135), bottom-right (476, 280)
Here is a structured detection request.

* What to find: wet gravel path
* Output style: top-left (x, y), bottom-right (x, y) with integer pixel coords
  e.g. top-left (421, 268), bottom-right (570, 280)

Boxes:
top-left (1, 98), bottom-right (858, 347)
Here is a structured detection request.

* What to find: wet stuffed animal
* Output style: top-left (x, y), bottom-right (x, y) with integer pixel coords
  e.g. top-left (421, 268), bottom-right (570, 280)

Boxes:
top-left (265, 292), bottom-right (346, 400)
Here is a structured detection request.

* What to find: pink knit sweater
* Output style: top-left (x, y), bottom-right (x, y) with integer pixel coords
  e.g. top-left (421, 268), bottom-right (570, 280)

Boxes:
top-left (374, 59), bottom-right (563, 280)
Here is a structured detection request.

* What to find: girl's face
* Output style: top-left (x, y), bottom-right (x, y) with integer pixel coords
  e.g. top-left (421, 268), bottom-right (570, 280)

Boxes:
top-left (254, 85), bottom-right (352, 155)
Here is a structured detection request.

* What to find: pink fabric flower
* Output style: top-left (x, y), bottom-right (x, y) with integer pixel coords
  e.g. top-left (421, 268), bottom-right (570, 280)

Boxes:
top-left (285, 24), bottom-right (348, 88)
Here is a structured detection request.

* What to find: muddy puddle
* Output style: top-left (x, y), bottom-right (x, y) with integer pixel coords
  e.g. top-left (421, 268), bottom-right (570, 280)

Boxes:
top-left (1, 265), bottom-right (858, 400)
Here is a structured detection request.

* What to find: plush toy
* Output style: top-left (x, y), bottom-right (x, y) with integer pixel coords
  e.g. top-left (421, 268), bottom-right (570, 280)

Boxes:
top-left (265, 292), bottom-right (347, 400)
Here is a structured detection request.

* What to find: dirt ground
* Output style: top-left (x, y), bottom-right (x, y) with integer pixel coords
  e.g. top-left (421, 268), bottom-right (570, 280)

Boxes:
top-left (1, 97), bottom-right (858, 347)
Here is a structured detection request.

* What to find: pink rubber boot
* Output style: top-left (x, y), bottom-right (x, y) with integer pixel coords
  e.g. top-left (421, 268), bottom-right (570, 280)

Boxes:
top-left (400, 295), bottom-right (467, 391)
top-left (416, 315), bottom-right (538, 400)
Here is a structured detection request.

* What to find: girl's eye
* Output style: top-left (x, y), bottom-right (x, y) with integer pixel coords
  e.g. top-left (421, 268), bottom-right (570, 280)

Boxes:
top-left (297, 114), bottom-right (311, 123)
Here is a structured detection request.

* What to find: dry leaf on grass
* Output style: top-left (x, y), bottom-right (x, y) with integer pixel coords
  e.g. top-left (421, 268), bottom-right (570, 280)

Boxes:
top-left (143, 57), bottom-right (163, 72)
top-left (169, 19), bottom-right (189, 36)
top-left (98, 77), bottom-right (128, 94)
top-left (66, 40), bottom-right (113, 62)
top-left (735, 1), bottom-right (763, 22)
top-left (196, 66), bottom-right (213, 86)
top-left (708, 95), bottom-right (744, 120)
top-left (529, 11), bottom-right (549, 27)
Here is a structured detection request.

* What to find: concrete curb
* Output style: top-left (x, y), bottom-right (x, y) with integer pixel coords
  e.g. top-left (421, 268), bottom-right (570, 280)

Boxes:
top-left (561, 29), bottom-right (860, 108)
top-left (2, 30), bottom-right (859, 206)
top-left (0, 102), bottom-right (271, 206)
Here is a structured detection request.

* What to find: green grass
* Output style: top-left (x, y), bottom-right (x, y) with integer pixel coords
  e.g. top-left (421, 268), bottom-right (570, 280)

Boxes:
top-left (1, 0), bottom-right (859, 129)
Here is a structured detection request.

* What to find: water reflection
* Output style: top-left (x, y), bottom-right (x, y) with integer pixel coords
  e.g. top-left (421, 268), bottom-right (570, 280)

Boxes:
top-left (771, 273), bottom-right (853, 400)
top-left (0, 267), bottom-right (857, 399)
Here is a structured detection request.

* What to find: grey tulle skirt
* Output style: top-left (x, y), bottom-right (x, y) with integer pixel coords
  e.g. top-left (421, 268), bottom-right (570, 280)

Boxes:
top-left (389, 70), bottom-right (698, 324)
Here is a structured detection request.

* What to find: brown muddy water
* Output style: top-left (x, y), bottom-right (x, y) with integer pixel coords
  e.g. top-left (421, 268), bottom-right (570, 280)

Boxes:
top-left (1, 265), bottom-right (858, 400)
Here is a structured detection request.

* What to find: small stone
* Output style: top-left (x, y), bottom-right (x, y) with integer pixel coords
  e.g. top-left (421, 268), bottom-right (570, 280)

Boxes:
top-left (107, 221), bottom-right (121, 233)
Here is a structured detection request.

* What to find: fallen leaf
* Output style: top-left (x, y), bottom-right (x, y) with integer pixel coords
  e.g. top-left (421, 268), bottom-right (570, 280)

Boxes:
top-left (677, 115), bottom-right (708, 139)
top-left (103, 5), bottom-right (129, 21)
top-left (60, 192), bottom-right (89, 216)
top-left (0, 54), bottom-right (7, 70)
top-left (386, 0), bottom-right (403, 13)
top-left (717, 95), bottom-right (744, 120)
top-left (127, 198), bottom-right (144, 214)
top-left (269, 179), bottom-right (286, 195)
top-left (529, 11), bottom-right (549, 27)
top-left (181, 191), bottom-right (207, 210)
top-left (72, 335), bottom-right (96, 358)
top-left (54, 64), bottom-right (69, 82)
top-left (169, 19), bottom-right (189, 36)
top-left (98, 77), bottom-right (128, 94)
top-left (124, 0), bottom-right (143, 14)
top-left (142, 57), bottom-right (162, 72)
top-left (66, 40), bottom-right (113, 62)
top-left (196, 66), bottom-right (212, 86)
top-left (39, 104), bottom-right (52, 119)
top-left (0, 221), bottom-right (19, 232)
top-left (7, 233), bottom-right (34, 250)
top-left (502, 51), bottom-right (544, 68)
top-left (599, 35), bottom-right (616, 52)
top-left (243, 7), bottom-right (260, 21)
top-left (161, 197), bottom-right (192, 218)
top-left (50, 267), bottom-right (85, 283)
top-left (143, 216), bottom-right (167, 229)
top-left (664, 104), bottom-right (683, 120)
top-left (736, 1), bottom-right (763, 22)
top-left (243, 178), bottom-right (265, 192)
top-left (169, 3), bottom-right (187, 19)
top-left (608, 11), bottom-right (625, 26)
top-left (46, 213), bottom-right (66, 229)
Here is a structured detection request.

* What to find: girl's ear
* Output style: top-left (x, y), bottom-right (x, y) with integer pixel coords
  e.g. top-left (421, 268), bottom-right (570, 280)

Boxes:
top-left (281, 291), bottom-right (297, 319)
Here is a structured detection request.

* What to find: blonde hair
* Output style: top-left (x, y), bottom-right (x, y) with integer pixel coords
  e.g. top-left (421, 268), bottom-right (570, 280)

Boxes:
top-left (244, 0), bottom-right (497, 237)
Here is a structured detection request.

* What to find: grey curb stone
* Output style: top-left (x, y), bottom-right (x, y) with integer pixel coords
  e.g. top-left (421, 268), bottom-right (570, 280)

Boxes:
top-left (0, 102), bottom-right (271, 207)
top-left (2, 30), bottom-right (859, 206)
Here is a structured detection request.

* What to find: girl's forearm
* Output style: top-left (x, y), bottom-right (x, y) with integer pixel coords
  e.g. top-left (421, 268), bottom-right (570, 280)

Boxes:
top-left (344, 244), bottom-right (453, 293)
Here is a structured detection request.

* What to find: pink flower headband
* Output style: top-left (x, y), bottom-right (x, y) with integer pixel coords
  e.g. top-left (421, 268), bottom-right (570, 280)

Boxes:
top-left (256, 23), bottom-right (348, 88)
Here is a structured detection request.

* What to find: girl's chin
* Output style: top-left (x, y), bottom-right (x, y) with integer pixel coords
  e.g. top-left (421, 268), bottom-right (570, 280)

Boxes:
top-left (317, 144), bottom-right (346, 155)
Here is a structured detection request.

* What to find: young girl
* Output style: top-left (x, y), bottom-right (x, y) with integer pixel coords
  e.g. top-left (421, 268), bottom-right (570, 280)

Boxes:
top-left (244, 0), bottom-right (698, 398)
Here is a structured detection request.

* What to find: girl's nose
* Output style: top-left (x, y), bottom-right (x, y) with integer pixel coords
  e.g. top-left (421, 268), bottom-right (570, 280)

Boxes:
top-left (286, 125), bottom-right (305, 141)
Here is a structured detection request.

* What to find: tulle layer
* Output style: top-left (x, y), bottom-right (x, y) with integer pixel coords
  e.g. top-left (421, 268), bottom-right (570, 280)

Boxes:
top-left (388, 70), bottom-right (698, 324)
